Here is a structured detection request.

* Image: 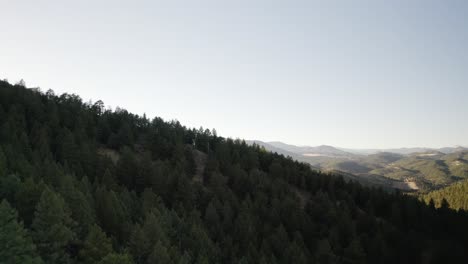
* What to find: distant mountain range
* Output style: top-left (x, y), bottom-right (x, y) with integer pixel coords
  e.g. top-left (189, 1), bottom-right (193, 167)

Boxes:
top-left (250, 141), bottom-right (467, 156)
top-left (248, 140), bottom-right (468, 191)
top-left (267, 141), bottom-right (354, 157)
top-left (338, 146), bottom-right (468, 155)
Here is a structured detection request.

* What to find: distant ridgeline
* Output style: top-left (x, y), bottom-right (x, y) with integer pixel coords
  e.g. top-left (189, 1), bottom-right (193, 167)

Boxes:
top-left (0, 79), bottom-right (468, 263)
top-left (250, 141), bottom-right (468, 192)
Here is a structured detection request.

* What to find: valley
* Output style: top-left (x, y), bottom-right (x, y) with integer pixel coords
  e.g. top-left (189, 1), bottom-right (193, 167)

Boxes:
top-left (249, 141), bottom-right (468, 192)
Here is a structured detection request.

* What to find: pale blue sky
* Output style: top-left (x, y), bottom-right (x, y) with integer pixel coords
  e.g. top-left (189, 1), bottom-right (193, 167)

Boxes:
top-left (1, 0), bottom-right (467, 148)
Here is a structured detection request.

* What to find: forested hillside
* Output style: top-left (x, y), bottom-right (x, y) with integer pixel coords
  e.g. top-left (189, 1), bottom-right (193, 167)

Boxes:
top-left (421, 180), bottom-right (468, 211)
top-left (1, 79), bottom-right (468, 263)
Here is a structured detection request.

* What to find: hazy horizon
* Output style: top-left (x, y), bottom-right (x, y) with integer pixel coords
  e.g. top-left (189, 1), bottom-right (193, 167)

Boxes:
top-left (2, 0), bottom-right (468, 149)
top-left (250, 139), bottom-right (467, 151)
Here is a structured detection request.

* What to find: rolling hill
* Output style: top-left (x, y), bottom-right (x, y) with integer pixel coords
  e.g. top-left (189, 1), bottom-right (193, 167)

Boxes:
top-left (252, 141), bottom-right (468, 191)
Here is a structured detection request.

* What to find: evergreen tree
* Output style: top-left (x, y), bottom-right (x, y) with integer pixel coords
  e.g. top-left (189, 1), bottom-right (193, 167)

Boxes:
top-left (128, 224), bottom-right (148, 263)
top-left (0, 173), bottom-right (21, 204)
top-left (0, 146), bottom-right (7, 176)
top-left (15, 177), bottom-right (45, 226)
top-left (102, 168), bottom-right (118, 190)
top-left (315, 239), bottom-right (338, 264)
top-left (0, 200), bottom-right (43, 264)
top-left (58, 174), bottom-right (95, 237)
top-left (98, 253), bottom-right (134, 264)
top-left (31, 187), bottom-right (75, 264)
top-left (95, 187), bottom-right (130, 242)
top-left (117, 147), bottom-right (138, 189)
top-left (343, 238), bottom-right (366, 264)
top-left (147, 240), bottom-right (171, 264)
top-left (79, 224), bottom-right (114, 264)
top-left (204, 200), bottom-right (220, 236)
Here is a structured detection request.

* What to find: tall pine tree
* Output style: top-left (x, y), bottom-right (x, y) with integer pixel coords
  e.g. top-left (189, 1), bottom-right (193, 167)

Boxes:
top-left (0, 200), bottom-right (43, 264)
top-left (31, 187), bottom-right (76, 264)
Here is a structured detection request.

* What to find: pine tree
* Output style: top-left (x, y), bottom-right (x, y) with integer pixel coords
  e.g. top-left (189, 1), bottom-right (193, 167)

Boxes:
top-left (102, 168), bottom-right (118, 190)
top-left (315, 239), bottom-right (338, 264)
top-left (141, 188), bottom-right (162, 215)
top-left (117, 147), bottom-right (138, 189)
top-left (147, 240), bottom-right (171, 264)
top-left (79, 224), bottom-right (114, 264)
top-left (98, 253), bottom-right (134, 264)
top-left (95, 186), bottom-right (126, 238)
top-left (0, 173), bottom-right (21, 204)
top-left (31, 187), bottom-right (76, 264)
top-left (0, 200), bottom-right (43, 264)
top-left (57, 129), bottom-right (80, 171)
top-left (137, 152), bottom-right (154, 193)
top-left (142, 210), bottom-right (170, 246)
top-left (58, 173), bottom-right (95, 237)
top-left (204, 200), bottom-right (220, 236)
top-left (343, 238), bottom-right (366, 264)
top-left (282, 241), bottom-right (308, 264)
top-left (129, 224), bottom-right (149, 263)
top-left (178, 251), bottom-right (192, 264)
top-left (129, 208), bottom-right (171, 262)
top-left (15, 177), bottom-right (45, 226)
top-left (0, 146), bottom-right (7, 176)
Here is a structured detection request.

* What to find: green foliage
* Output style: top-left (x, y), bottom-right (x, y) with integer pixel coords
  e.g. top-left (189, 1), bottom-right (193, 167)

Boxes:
top-left (15, 177), bottom-right (45, 226)
top-left (0, 146), bottom-right (7, 176)
top-left (95, 187), bottom-right (127, 240)
top-left (98, 253), bottom-right (134, 264)
top-left (315, 239), bottom-right (338, 264)
top-left (147, 241), bottom-right (171, 264)
top-left (31, 187), bottom-right (76, 264)
top-left (58, 174), bottom-right (95, 237)
top-left (421, 179), bottom-right (468, 210)
top-left (0, 173), bottom-right (21, 204)
top-left (79, 224), bottom-right (114, 264)
top-left (343, 238), bottom-right (366, 264)
top-left (0, 200), bottom-right (43, 264)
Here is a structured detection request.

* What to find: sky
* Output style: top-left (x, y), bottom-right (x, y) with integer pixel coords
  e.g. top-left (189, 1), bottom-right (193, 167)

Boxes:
top-left (1, 0), bottom-right (468, 149)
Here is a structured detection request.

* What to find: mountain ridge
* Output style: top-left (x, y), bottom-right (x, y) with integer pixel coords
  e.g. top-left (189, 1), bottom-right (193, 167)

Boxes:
top-left (249, 140), bottom-right (468, 191)
top-left (259, 141), bottom-right (468, 156)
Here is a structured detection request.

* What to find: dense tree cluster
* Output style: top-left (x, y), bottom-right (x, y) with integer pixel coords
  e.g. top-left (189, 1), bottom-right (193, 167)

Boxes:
top-left (0, 79), bottom-right (467, 263)
top-left (421, 179), bottom-right (468, 211)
